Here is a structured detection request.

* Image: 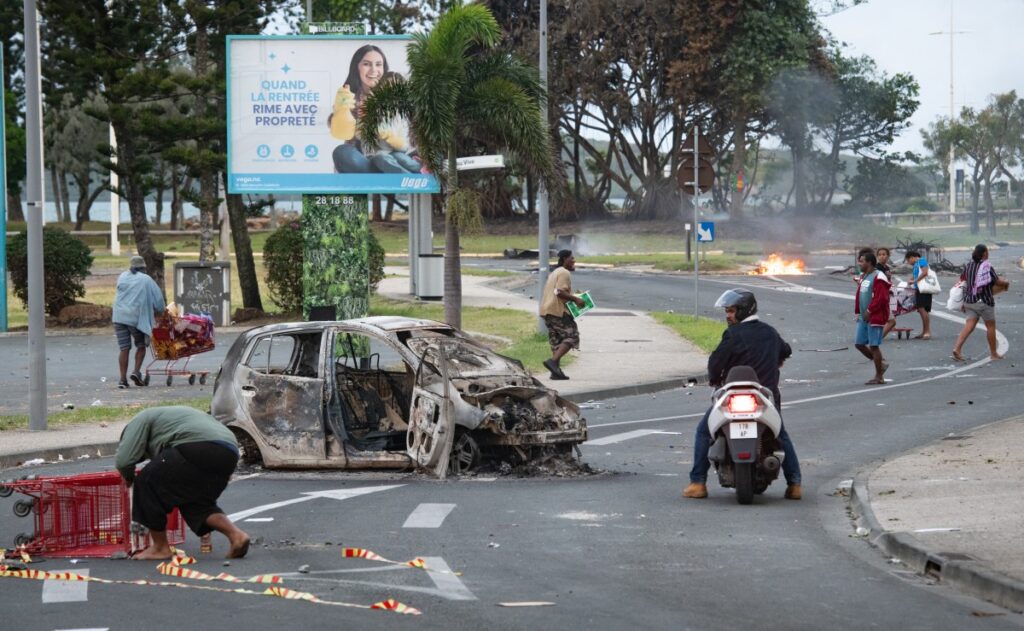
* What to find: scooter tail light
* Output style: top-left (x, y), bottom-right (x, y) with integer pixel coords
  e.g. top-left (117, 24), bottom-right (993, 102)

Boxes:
top-left (737, 451), bottom-right (751, 459)
top-left (727, 393), bottom-right (759, 414)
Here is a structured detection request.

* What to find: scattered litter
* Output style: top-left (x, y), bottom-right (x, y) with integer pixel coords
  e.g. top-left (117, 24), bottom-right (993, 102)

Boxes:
top-left (498, 601), bottom-right (556, 608)
top-left (223, 561), bottom-right (231, 567)
top-left (888, 558), bottom-right (901, 565)
top-left (877, 489), bottom-right (895, 496)
top-left (853, 527), bottom-right (870, 538)
top-left (100, 377), bottom-right (107, 383)
top-left (487, 542), bottom-right (501, 549)
top-left (91, 400), bottom-right (102, 407)
top-left (21, 458), bottom-right (45, 467)
top-left (70, 559), bottom-right (82, 564)
top-left (948, 401), bottom-right (956, 405)
top-left (298, 564), bottom-right (310, 574)
top-left (876, 403), bottom-right (886, 407)
top-left (57, 454), bottom-right (64, 461)
top-left (61, 403), bottom-right (75, 410)
top-left (968, 400), bottom-right (973, 405)
top-left (77, 454), bottom-right (90, 460)
top-left (99, 422), bottom-right (109, 428)
top-left (971, 611), bottom-right (1006, 618)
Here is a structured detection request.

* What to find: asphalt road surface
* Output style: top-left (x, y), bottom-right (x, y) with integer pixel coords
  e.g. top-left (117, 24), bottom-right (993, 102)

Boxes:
top-left (2, 252), bottom-right (1024, 629)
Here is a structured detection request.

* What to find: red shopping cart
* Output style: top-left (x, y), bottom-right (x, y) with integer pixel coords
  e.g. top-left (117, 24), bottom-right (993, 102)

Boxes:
top-left (145, 313), bottom-right (216, 386)
top-left (1, 471), bottom-right (187, 558)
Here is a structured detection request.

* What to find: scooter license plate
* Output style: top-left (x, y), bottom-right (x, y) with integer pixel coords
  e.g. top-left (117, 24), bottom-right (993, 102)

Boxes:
top-left (730, 422), bottom-right (757, 439)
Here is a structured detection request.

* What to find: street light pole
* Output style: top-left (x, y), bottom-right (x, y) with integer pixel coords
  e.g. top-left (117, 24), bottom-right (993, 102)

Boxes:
top-left (536, 0), bottom-right (549, 332)
top-left (947, 1), bottom-right (956, 225)
top-left (24, 0), bottom-right (47, 431)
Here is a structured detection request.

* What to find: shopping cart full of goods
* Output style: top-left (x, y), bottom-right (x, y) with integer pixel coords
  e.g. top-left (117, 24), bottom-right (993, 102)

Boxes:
top-left (145, 312), bottom-right (216, 386)
top-left (0, 471), bottom-right (186, 558)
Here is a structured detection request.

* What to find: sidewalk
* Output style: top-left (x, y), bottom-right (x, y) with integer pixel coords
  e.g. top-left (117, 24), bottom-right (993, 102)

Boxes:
top-left (1, 269), bottom-right (708, 470)
top-left (852, 416), bottom-right (1024, 611)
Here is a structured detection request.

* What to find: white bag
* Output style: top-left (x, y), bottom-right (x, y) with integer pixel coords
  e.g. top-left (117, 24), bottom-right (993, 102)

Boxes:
top-left (919, 268), bottom-right (941, 294)
top-left (946, 280), bottom-right (965, 311)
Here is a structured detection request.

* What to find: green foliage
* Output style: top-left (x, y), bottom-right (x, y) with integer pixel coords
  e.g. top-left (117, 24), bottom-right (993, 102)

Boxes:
top-left (7, 227), bottom-right (94, 315)
top-left (447, 188), bottom-right (484, 234)
top-left (263, 222), bottom-right (305, 314)
top-left (302, 196), bottom-right (370, 320)
top-left (846, 155), bottom-right (926, 204)
top-left (650, 312), bottom-right (727, 354)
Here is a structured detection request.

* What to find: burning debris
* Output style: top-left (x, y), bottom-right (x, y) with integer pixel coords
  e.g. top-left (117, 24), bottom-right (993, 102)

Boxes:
top-left (748, 253), bottom-right (809, 276)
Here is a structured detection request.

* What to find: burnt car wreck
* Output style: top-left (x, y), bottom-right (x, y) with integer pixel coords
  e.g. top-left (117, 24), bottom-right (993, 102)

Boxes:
top-left (210, 317), bottom-right (588, 477)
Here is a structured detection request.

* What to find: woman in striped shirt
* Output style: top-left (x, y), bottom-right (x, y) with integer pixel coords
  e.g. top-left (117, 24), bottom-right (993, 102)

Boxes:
top-left (952, 244), bottom-right (1008, 361)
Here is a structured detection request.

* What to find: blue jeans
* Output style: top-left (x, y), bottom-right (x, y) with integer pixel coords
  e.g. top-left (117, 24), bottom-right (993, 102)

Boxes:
top-left (371, 151), bottom-right (420, 173)
top-left (332, 144), bottom-right (371, 173)
top-left (688, 407), bottom-right (802, 485)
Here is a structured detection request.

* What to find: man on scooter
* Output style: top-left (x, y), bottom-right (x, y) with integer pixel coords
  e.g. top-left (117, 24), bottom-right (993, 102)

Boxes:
top-left (682, 289), bottom-right (803, 500)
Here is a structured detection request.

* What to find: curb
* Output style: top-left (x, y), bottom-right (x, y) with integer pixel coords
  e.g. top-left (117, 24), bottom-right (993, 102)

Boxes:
top-left (850, 476), bottom-right (1024, 613)
top-left (0, 374), bottom-right (706, 473)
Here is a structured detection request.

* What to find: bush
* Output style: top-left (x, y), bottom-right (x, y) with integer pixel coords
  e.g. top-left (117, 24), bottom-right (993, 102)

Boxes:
top-left (263, 221), bottom-right (305, 314)
top-left (7, 227), bottom-right (94, 315)
top-left (263, 220), bottom-right (386, 314)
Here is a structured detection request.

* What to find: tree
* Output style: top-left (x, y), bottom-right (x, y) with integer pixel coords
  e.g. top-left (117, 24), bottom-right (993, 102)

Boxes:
top-left (2, 0), bottom-right (26, 221)
top-left (44, 94), bottom-right (109, 229)
top-left (360, 3), bottom-right (552, 327)
top-left (846, 153), bottom-right (925, 204)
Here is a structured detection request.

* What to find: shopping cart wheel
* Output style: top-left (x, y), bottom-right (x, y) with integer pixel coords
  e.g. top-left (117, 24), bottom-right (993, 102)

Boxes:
top-left (14, 532), bottom-right (34, 547)
top-left (199, 374), bottom-right (208, 386)
top-left (0, 480), bottom-right (13, 497)
top-left (188, 374), bottom-right (196, 386)
top-left (13, 499), bottom-right (34, 518)
top-left (143, 373), bottom-right (151, 386)
top-left (166, 375), bottom-right (173, 387)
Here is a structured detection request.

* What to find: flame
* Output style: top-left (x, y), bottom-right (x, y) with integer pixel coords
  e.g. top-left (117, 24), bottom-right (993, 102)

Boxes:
top-left (749, 253), bottom-right (808, 275)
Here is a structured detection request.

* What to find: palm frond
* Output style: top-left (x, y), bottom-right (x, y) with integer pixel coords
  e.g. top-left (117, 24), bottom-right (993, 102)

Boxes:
top-left (460, 76), bottom-right (553, 175)
top-left (359, 79), bottom-right (413, 152)
top-left (406, 51), bottom-right (463, 173)
top-left (465, 51), bottom-right (546, 102)
top-left (427, 3), bottom-right (501, 60)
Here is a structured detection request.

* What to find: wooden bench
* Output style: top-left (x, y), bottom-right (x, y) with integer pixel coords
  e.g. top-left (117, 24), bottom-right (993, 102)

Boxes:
top-left (892, 327), bottom-right (913, 340)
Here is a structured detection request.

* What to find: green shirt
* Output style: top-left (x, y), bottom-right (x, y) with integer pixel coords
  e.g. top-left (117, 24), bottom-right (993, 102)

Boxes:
top-left (115, 406), bottom-right (236, 481)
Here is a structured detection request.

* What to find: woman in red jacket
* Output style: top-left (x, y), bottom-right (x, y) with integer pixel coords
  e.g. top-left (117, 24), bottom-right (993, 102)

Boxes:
top-left (854, 251), bottom-right (892, 385)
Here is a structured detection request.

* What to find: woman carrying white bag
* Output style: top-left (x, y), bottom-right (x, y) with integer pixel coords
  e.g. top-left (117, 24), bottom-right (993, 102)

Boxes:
top-left (952, 244), bottom-right (1009, 361)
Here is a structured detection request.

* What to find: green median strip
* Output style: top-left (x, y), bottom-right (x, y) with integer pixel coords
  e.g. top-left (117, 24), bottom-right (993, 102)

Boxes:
top-left (0, 398), bottom-right (211, 432)
top-left (650, 312), bottom-right (726, 354)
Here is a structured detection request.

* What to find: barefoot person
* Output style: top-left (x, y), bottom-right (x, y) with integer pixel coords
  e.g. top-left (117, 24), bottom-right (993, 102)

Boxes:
top-left (115, 406), bottom-right (250, 560)
top-left (540, 250), bottom-right (585, 380)
top-left (854, 252), bottom-right (891, 385)
top-left (952, 244), bottom-right (1008, 361)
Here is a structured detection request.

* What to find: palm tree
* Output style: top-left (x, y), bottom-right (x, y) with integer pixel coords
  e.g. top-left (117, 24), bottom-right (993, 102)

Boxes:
top-left (359, 2), bottom-right (553, 328)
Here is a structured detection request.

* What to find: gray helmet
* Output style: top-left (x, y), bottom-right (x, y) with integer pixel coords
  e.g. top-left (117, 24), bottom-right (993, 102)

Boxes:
top-left (714, 289), bottom-right (757, 322)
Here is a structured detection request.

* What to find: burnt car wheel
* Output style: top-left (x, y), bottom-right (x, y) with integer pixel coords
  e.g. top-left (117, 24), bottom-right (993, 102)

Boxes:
top-left (233, 430), bottom-right (263, 467)
top-left (448, 431), bottom-right (480, 476)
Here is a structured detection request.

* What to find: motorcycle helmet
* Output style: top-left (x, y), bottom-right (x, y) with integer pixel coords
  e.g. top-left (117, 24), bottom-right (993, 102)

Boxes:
top-left (714, 288), bottom-right (757, 322)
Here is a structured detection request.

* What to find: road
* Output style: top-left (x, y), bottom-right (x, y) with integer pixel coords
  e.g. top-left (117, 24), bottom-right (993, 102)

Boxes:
top-left (2, 253), bottom-right (1024, 628)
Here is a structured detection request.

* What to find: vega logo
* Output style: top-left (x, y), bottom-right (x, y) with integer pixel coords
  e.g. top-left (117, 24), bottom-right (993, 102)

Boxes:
top-left (401, 177), bottom-right (429, 190)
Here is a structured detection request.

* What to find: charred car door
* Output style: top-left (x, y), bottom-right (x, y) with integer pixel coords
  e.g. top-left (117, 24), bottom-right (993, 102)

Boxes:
top-left (235, 332), bottom-right (326, 463)
top-left (406, 340), bottom-right (456, 478)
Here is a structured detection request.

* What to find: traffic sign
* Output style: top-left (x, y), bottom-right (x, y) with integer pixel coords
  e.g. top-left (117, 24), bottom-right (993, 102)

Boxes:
top-left (696, 222), bottom-right (715, 242)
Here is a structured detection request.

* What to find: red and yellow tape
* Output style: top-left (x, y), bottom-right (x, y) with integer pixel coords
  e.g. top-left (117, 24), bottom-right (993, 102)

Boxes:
top-left (342, 547), bottom-right (460, 575)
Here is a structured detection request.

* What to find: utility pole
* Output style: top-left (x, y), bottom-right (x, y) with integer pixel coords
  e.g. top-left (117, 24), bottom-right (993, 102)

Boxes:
top-left (24, 0), bottom-right (47, 430)
top-left (1, 47), bottom-right (8, 333)
top-left (692, 126), bottom-right (700, 316)
top-left (930, 0), bottom-right (966, 225)
top-left (536, 0), bottom-right (549, 332)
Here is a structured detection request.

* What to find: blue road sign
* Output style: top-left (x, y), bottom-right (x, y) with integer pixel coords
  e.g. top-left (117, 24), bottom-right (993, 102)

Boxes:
top-left (696, 221), bottom-right (715, 243)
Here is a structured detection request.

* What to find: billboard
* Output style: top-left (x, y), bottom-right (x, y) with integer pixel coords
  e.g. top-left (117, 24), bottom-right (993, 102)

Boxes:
top-left (226, 35), bottom-right (440, 195)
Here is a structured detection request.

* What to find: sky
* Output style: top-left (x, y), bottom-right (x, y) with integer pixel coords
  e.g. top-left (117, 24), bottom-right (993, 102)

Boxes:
top-left (821, 0), bottom-right (1024, 156)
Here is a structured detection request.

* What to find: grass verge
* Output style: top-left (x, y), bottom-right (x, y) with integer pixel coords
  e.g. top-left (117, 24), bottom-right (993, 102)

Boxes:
top-left (650, 312), bottom-right (726, 353)
top-left (584, 253), bottom-right (758, 272)
top-left (0, 398), bottom-right (211, 432)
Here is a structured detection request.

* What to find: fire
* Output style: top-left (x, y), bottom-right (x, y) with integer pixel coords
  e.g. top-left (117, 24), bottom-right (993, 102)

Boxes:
top-left (749, 253), bottom-right (808, 275)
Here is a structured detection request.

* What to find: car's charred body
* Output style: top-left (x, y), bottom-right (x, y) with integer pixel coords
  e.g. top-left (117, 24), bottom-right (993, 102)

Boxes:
top-left (210, 317), bottom-right (587, 477)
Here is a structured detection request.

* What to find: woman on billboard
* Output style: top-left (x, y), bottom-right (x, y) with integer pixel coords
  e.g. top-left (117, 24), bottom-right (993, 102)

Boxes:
top-left (329, 45), bottom-right (421, 174)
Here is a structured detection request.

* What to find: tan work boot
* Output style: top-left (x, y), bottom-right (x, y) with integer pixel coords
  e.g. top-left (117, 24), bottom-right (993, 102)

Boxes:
top-left (784, 484), bottom-right (802, 500)
top-left (682, 482), bottom-right (708, 499)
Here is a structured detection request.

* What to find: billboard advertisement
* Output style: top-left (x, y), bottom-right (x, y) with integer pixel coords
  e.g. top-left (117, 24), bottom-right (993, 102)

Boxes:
top-left (226, 35), bottom-right (440, 195)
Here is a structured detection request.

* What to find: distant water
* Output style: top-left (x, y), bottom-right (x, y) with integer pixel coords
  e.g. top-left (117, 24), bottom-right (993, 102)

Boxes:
top-left (10, 198), bottom-right (306, 224)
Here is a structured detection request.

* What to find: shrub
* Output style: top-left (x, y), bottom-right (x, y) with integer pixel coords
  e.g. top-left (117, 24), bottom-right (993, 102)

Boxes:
top-left (263, 221), bottom-right (304, 313)
top-left (7, 227), bottom-right (94, 315)
top-left (263, 220), bottom-right (385, 314)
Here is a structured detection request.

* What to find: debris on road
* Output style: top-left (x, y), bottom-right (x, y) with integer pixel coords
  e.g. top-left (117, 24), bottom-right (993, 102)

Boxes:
top-left (488, 542), bottom-right (501, 549)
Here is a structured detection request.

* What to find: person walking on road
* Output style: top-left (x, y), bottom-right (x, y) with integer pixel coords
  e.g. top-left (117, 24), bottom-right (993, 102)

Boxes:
top-left (111, 256), bottom-right (165, 388)
top-left (953, 244), bottom-right (1008, 361)
top-left (540, 250), bottom-right (586, 380)
top-left (905, 250), bottom-right (933, 340)
top-left (875, 247), bottom-right (899, 339)
top-left (682, 289), bottom-right (803, 501)
top-left (854, 252), bottom-right (891, 385)
top-left (115, 406), bottom-right (250, 560)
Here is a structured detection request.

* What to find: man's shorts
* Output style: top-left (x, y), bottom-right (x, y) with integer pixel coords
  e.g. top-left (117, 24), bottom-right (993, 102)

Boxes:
top-left (964, 300), bottom-right (996, 323)
top-left (855, 319), bottom-right (884, 347)
top-left (915, 291), bottom-right (933, 312)
top-left (544, 314), bottom-right (580, 351)
top-left (114, 323), bottom-right (149, 352)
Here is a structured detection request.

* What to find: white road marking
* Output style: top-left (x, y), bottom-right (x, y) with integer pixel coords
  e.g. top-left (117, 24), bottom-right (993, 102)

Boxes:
top-left (55, 629), bottom-right (108, 631)
top-left (402, 503), bottom-right (456, 529)
top-left (585, 429), bottom-right (682, 445)
top-left (913, 527), bottom-right (961, 533)
top-left (244, 517), bottom-right (274, 522)
top-left (42, 569), bottom-right (89, 604)
top-left (226, 485), bottom-right (403, 522)
top-left (422, 556), bottom-right (477, 601)
top-left (588, 277), bottom-right (1011, 429)
top-left (231, 473), bottom-right (263, 483)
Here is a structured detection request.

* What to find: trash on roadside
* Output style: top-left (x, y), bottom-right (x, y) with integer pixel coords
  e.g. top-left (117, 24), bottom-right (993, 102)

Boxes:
top-left (853, 527), bottom-right (870, 537)
top-left (100, 377), bottom-right (107, 383)
top-left (888, 558), bottom-right (901, 564)
top-left (298, 564), bottom-right (310, 574)
top-left (487, 542), bottom-right (501, 549)
top-left (61, 403), bottom-right (75, 410)
top-left (91, 400), bottom-right (102, 407)
top-left (21, 459), bottom-right (45, 467)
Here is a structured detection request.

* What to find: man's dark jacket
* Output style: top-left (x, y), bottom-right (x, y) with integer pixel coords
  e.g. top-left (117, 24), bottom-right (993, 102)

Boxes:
top-left (707, 318), bottom-right (792, 410)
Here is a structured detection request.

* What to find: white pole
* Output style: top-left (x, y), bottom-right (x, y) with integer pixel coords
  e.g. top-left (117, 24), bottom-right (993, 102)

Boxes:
top-left (536, 0), bottom-right (549, 332)
top-left (109, 124), bottom-right (121, 255)
top-left (948, 0), bottom-right (956, 224)
top-left (219, 180), bottom-right (230, 261)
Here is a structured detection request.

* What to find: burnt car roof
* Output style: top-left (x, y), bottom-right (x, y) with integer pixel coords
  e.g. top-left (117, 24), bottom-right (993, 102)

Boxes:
top-left (238, 316), bottom-right (453, 339)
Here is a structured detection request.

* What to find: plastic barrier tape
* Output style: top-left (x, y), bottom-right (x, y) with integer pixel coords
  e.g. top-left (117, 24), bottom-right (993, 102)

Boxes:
top-left (341, 547), bottom-right (461, 576)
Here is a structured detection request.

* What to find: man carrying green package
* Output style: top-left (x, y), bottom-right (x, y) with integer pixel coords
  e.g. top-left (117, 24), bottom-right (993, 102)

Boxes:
top-left (540, 250), bottom-right (586, 380)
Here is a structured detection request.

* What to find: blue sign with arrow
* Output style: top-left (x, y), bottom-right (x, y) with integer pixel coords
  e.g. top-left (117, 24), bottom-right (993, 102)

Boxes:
top-left (697, 221), bottom-right (715, 243)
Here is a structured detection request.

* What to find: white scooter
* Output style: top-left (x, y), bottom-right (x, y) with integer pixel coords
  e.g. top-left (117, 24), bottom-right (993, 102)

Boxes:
top-left (706, 366), bottom-right (785, 504)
